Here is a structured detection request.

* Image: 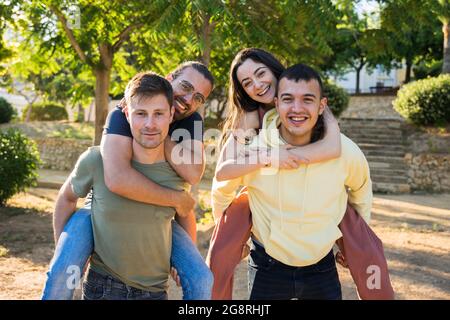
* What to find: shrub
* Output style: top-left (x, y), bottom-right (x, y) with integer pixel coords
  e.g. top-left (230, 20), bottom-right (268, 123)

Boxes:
top-left (22, 102), bottom-right (68, 121)
top-left (323, 82), bottom-right (350, 117)
top-left (0, 97), bottom-right (14, 124)
top-left (0, 129), bottom-right (40, 206)
top-left (413, 61), bottom-right (443, 80)
top-left (393, 75), bottom-right (450, 126)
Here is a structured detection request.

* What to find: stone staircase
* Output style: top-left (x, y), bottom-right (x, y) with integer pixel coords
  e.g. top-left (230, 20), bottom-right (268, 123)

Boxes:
top-left (339, 118), bottom-right (410, 193)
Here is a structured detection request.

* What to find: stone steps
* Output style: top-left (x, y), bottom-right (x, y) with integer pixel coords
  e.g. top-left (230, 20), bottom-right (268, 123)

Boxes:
top-left (350, 138), bottom-right (405, 145)
top-left (358, 143), bottom-right (406, 152)
top-left (372, 182), bottom-right (411, 193)
top-left (339, 117), bottom-right (410, 193)
top-left (362, 149), bottom-right (406, 158)
top-left (370, 168), bottom-right (409, 177)
top-left (370, 173), bottom-right (409, 184)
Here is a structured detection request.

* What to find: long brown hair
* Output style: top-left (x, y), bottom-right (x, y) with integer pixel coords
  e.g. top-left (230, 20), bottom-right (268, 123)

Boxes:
top-left (220, 48), bottom-right (285, 146)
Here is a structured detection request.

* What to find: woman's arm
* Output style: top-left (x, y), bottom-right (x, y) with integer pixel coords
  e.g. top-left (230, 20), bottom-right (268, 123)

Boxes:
top-left (215, 109), bottom-right (307, 181)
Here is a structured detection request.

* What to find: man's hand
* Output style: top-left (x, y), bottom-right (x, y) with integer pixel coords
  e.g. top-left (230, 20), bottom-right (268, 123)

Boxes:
top-left (174, 191), bottom-right (196, 218)
top-left (171, 267), bottom-right (181, 287)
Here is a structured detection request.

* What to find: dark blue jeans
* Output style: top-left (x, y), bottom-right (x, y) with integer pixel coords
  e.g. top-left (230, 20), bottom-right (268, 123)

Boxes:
top-left (82, 268), bottom-right (168, 300)
top-left (248, 241), bottom-right (342, 300)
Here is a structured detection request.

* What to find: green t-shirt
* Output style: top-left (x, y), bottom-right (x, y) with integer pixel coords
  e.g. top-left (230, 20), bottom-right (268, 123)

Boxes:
top-left (70, 146), bottom-right (188, 292)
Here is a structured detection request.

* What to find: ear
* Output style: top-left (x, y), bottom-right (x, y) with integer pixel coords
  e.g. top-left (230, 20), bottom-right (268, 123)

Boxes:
top-left (166, 73), bottom-right (174, 82)
top-left (318, 97), bottom-right (327, 115)
top-left (124, 105), bottom-right (130, 123)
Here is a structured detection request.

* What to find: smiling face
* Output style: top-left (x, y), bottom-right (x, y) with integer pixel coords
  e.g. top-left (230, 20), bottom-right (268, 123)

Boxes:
top-left (275, 77), bottom-right (326, 146)
top-left (236, 59), bottom-right (278, 105)
top-left (126, 94), bottom-right (174, 149)
top-left (167, 66), bottom-right (213, 121)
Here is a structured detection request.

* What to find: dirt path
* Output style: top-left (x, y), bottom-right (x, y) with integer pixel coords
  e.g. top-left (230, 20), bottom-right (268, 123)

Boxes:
top-left (1, 189), bottom-right (449, 300)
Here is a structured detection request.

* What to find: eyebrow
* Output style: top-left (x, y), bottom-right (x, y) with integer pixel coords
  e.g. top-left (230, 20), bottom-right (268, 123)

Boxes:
top-left (134, 108), bottom-right (167, 113)
top-left (240, 66), bottom-right (267, 84)
top-left (181, 80), bottom-right (194, 89)
top-left (280, 93), bottom-right (317, 99)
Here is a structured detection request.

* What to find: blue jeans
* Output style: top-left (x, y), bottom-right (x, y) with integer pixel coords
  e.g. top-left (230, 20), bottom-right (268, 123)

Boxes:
top-left (248, 241), bottom-right (342, 300)
top-left (82, 269), bottom-right (168, 300)
top-left (41, 208), bottom-right (213, 300)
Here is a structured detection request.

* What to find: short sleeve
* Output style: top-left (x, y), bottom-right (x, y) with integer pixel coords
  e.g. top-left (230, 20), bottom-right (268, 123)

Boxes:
top-left (169, 112), bottom-right (204, 143)
top-left (103, 106), bottom-right (132, 137)
top-left (69, 147), bottom-right (98, 198)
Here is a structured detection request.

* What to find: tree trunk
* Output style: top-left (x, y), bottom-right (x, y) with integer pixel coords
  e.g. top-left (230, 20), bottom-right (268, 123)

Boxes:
top-left (25, 103), bottom-right (33, 122)
top-left (355, 69), bottom-right (360, 94)
top-left (405, 60), bottom-right (412, 84)
top-left (355, 65), bottom-right (364, 94)
top-left (24, 95), bottom-right (38, 122)
top-left (196, 13), bottom-right (215, 118)
top-left (76, 103), bottom-right (84, 122)
top-left (200, 14), bottom-right (213, 67)
top-left (93, 68), bottom-right (111, 145)
top-left (443, 21), bottom-right (450, 74)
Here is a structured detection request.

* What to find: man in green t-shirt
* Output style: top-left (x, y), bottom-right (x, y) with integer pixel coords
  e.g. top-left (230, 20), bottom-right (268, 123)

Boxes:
top-left (53, 72), bottom-right (188, 300)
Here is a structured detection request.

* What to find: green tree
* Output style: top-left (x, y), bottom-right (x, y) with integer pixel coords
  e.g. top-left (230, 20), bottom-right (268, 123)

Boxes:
top-left (324, 1), bottom-right (385, 93)
top-left (0, 1), bottom-right (15, 73)
top-left (378, 0), bottom-right (443, 83)
top-left (20, 0), bottom-right (179, 144)
top-left (432, 0), bottom-right (450, 74)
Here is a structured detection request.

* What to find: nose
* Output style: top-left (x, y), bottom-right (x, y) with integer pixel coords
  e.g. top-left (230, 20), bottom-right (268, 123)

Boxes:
top-left (183, 92), bottom-right (194, 107)
top-left (144, 115), bottom-right (157, 128)
top-left (254, 79), bottom-right (263, 90)
top-left (292, 99), bottom-right (304, 112)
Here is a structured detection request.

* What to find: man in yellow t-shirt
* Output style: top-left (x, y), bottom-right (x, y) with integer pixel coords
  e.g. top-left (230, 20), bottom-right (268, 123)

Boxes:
top-left (212, 64), bottom-right (372, 300)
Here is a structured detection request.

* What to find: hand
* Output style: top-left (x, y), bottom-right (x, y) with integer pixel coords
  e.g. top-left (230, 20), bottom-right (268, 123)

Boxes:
top-left (335, 251), bottom-right (348, 268)
top-left (175, 191), bottom-right (196, 218)
top-left (270, 145), bottom-right (304, 169)
top-left (170, 267), bottom-right (181, 287)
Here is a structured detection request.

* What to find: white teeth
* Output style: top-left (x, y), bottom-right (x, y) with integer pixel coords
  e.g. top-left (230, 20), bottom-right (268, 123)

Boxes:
top-left (257, 86), bottom-right (269, 96)
top-left (291, 117), bottom-right (307, 121)
top-left (176, 101), bottom-right (186, 111)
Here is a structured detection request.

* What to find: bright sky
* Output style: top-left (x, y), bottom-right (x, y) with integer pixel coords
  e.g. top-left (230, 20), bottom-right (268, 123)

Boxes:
top-left (355, 0), bottom-right (381, 28)
top-left (355, 0), bottom-right (380, 17)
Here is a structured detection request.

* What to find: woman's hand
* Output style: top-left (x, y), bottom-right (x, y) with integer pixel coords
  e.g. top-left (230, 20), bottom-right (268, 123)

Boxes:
top-left (269, 145), bottom-right (309, 169)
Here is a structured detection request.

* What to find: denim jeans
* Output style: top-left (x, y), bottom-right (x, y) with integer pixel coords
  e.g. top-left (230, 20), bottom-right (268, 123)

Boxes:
top-left (82, 268), bottom-right (168, 300)
top-left (248, 241), bottom-right (342, 300)
top-left (41, 208), bottom-right (213, 300)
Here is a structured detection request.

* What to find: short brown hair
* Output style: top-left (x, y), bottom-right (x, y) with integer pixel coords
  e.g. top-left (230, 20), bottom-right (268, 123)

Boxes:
top-left (124, 71), bottom-right (173, 108)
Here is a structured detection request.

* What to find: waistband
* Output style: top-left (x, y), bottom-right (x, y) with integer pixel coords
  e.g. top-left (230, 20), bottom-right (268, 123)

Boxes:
top-left (251, 239), bottom-right (334, 270)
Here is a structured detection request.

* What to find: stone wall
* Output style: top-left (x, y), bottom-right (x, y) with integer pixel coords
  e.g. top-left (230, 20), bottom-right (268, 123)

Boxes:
top-left (405, 153), bottom-right (450, 192)
top-left (34, 138), bottom-right (92, 171)
top-left (404, 127), bottom-right (450, 192)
